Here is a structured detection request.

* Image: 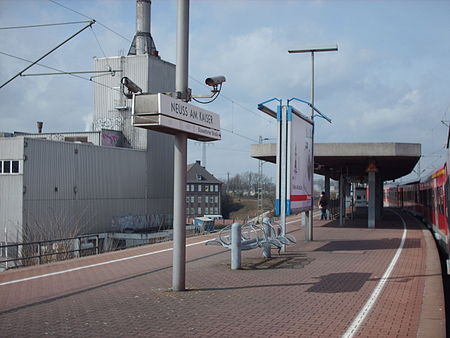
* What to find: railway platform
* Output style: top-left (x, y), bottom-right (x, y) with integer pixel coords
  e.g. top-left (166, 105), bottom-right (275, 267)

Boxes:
top-left (0, 209), bottom-right (446, 337)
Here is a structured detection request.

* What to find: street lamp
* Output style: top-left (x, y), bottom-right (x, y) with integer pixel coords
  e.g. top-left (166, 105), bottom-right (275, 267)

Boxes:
top-left (288, 44), bottom-right (338, 241)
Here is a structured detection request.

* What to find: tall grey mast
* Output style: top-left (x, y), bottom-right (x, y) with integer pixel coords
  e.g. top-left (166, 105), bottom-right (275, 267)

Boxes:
top-left (128, 0), bottom-right (159, 57)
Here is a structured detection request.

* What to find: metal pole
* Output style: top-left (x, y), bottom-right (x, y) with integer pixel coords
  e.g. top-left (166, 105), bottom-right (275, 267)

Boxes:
top-left (173, 133), bottom-right (187, 290)
top-left (231, 222), bottom-right (242, 270)
top-left (280, 105), bottom-right (288, 252)
top-left (306, 52), bottom-right (315, 241)
top-left (176, 0), bottom-right (189, 100)
top-left (172, 0), bottom-right (189, 292)
top-left (262, 218), bottom-right (271, 258)
top-left (4, 227), bottom-right (7, 270)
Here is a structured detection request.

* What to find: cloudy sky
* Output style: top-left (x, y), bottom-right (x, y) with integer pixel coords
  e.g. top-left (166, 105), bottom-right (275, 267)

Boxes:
top-left (1, 0), bottom-right (449, 182)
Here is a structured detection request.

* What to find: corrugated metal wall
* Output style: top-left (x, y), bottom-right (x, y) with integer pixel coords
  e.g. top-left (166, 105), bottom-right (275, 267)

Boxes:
top-left (0, 137), bottom-right (24, 242)
top-left (22, 138), bottom-right (172, 236)
top-left (91, 54), bottom-right (176, 232)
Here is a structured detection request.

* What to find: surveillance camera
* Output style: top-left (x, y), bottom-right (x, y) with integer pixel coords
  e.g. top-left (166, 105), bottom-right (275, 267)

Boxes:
top-left (121, 77), bottom-right (142, 94)
top-left (205, 76), bottom-right (226, 87)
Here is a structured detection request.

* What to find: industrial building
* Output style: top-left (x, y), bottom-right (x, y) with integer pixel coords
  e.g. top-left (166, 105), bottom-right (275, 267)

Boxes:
top-left (0, 0), bottom-right (176, 243)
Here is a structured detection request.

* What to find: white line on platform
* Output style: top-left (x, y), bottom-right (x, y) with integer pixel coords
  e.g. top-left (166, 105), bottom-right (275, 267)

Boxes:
top-left (0, 239), bottom-right (210, 286)
top-left (341, 211), bottom-right (407, 338)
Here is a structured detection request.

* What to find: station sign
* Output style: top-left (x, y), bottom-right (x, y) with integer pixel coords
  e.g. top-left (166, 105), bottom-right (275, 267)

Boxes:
top-left (132, 93), bottom-right (221, 142)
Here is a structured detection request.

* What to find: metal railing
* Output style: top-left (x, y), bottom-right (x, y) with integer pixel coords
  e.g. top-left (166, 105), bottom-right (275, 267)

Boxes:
top-left (0, 234), bottom-right (100, 269)
top-left (0, 229), bottom-right (182, 271)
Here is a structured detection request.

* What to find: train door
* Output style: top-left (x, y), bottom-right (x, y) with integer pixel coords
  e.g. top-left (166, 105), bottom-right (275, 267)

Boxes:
top-left (444, 179), bottom-right (450, 274)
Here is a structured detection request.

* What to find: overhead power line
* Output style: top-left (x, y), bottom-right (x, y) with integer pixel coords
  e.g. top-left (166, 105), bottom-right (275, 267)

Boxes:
top-left (0, 51), bottom-right (119, 92)
top-left (221, 127), bottom-right (258, 143)
top-left (189, 76), bottom-right (275, 125)
top-left (48, 0), bottom-right (132, 43)
top-left (0, 20), bottom-right (93, 30)
top-left (0, 20), bottom-right (95, 89)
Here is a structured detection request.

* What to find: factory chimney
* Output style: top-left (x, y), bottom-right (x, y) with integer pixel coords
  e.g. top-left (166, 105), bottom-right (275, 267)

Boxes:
top-left (37, 121), bottom-right (43, 134)
top-left (128, 0), bottom-right (159, 57)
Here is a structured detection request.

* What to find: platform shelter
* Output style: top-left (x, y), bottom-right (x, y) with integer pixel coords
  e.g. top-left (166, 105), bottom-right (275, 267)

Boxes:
top-left (250, 142), bottom-right (421, 228)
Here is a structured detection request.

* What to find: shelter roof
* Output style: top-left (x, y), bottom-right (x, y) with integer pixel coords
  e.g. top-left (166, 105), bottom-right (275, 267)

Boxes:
top-left (250, 142), bottom-right (421, 181)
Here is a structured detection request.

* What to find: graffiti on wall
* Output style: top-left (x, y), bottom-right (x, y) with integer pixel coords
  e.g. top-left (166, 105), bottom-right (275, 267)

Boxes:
top-left (111, 214), bottom-right (173, 232)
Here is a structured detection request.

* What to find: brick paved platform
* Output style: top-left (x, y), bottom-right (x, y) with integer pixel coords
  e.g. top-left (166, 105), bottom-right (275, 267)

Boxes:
top-left (0, 209), bottom-right (445, 337)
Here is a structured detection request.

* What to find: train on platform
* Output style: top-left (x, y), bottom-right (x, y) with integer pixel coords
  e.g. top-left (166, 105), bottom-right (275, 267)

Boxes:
top-left (384, 162), bottom-right (450, 273)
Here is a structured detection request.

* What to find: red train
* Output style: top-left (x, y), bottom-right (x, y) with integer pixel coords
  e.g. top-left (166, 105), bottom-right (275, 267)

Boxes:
top-left (384, 163), bottom-right (450, 274)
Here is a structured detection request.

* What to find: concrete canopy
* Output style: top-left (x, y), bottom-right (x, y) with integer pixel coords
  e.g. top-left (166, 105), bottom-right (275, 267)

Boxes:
top-left (250, 142), bottom-right (421, 181)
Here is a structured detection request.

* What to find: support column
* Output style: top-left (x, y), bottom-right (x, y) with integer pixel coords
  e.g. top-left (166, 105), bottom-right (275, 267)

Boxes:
top-left (325, 175), bottom-right (331, 220)
top-left (375, 175), bottom-right (383, 220)
top-left (324, 175), bottom-right (331, 198)
top-left (368, 171), bottom-right (376, 229)
top-left (339, 172), bottom-right (344, 226)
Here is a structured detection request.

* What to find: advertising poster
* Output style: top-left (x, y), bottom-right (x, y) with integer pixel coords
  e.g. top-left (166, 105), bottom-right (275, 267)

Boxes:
top-left (289, 113), bottom-right (313, 213)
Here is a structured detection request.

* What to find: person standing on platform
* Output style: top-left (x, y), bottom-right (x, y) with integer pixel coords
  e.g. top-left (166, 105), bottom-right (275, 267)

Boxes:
top-left (318, 191), bottom-right (328, 220)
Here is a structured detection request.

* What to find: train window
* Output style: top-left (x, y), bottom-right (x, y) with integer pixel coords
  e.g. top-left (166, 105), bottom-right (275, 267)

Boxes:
top-left (437, 186), bottom-right (445, 215)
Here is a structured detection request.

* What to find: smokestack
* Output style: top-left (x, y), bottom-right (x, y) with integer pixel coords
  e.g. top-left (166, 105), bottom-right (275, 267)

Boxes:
top-left (37, 121), bottom-right (43, 134)
top-left (128, 0), bottom-right (159, 57)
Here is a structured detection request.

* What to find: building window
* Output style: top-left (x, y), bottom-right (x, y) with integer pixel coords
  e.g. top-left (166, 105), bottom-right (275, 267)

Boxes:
top-left (191, 184), bottom-right (195, 191)
top-left (215, 185), bottom-right (219, 192)
top-left (190, 207), bottom-right (194, 215)
top-left (205, 185), bottom-right (209, 192)
top-left (65, 136), bottom-right (88, 143)
top-left (12, 161), bottom-right (19, 173)
top-left (0, 160), bottom-right (19, 174)
top-left (186, 196), bottom-right (189, 203)
top-left (4, 161), bottom-right (10, 173)
top-left (198, 196), bottom-right (202, 203)
top-left (198, 207), bottom-right (202, 214)
top-left (198, 184), bottom-right (202, 192)
top-left (186, 184), bottom-right (190, 192)
top-left (214, 207), bottom-right (219, 214)
top-left (215, 196), bottom-right (219, 203)
top-left (190, 196), bottom-right (194, 203)
top-left (210, 185), bottom-right (214, 192)
top-left (186, 207), bottom-right (190, 214)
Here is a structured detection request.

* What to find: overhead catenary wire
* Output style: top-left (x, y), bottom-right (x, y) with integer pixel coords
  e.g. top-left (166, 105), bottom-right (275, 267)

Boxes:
top-left (89, 26), bottom-right (112, 70)
top-left (48, 0), bottom-right (132, 43)
top-left (221, 127), bottom-right (258, 143)
top-left (189, 76), bottom-right (275, 125)
top-left (90, 26), bottom-right (109, 60)
top-left (13, 0), bottom-right (270, 147)
top-left (0, 20), bottom-right (95, 89)
top-left (0, 20), bottom-right (93, 30)
top-left (0, 51), bottom-right (120, 92)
